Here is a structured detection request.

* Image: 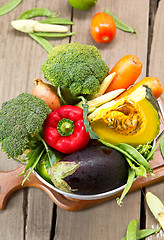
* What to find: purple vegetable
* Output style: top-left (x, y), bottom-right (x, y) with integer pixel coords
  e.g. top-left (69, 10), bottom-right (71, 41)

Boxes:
top-left (49, 143), bottom-right (128, 195)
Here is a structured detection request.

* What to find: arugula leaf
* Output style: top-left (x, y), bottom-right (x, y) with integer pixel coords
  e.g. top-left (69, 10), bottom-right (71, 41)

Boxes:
top-left (81, 98), bottom-right (99, 140)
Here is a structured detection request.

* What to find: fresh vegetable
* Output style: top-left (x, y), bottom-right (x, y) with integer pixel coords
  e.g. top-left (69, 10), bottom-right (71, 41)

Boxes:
top-left (99, 140), bottom-right (153, 203)
top-left (11, 19), bottom-right (69, 33)
top-left (121, 219), bottom-right (160, 240)
top-left (36, 150), bottom-right (64, 183)
top-left (15, 8), bottom-right (75, 53)
top-left (43, 105), bottom-right (90, 154)
top-left (77, 88), bottom-right (125, 113)
top-left (126, 219), bottom-right (139, 240)
top-left (0, 0), bottom-right (22, 16)
top-left (40, 17), bottom-right (74, 25)
top-left (118, 143), bottom-right (151, 172)
top-left (125, 157), bottom-right (147, 178)
top-left (21, 145), bottom-right (46, 185)
top-left (146, 192), bottom-right (164, 230)
top-left (17, 7), bottom-right (58, 19)
top-left (117, 168), bottom-right (135, 206)
top-left (136, 143), bottom-right (152, 159)
top-left (105, 9), bottom-right (137, 34)
top-left (0, 93), bottom-right (51, 159)
top-left (67, 0), bottom-right (97, 10)
top-left (93, 72), bottom-right (117, 98)
top-left (90, 12), bottom-right (116, 43)
top-left (41, 42), bottom-right (109, 102)
top-left (0, 92), bottom-right (58, 184)
top-left (31, 79), bottom-right (61, 111)
top-left (81, 97), bottom-right (100, 140)
top-left (29, 33), bottom-right (53, 53)
top-left (36, 159), bottom-right (52, 183)
top-left (105, 55), bottom-right (142, 93)
top-left (33, 32), bottom-right (75, 38)
top-left (90, 85), bottom-right (160, 146)
top-left (99, 140), bottom-right (152, 173)
top-left (49, 143), bottom-right (128, 194)
top-left (117, 77), bottom-right (163, 100)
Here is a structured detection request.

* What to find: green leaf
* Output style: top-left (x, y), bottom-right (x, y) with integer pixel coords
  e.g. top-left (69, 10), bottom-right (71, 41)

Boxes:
top-left (81, 98), bottom-right (99, 139)
top-left (43, 147), bottom-right (57, 172)
top-left (22, 148), bottom-right (45, 185)
top-left (19, 144), bottom-right (44, 176)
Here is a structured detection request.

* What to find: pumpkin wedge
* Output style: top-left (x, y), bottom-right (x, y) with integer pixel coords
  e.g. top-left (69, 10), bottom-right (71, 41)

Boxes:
top-left (90, 85), bottom-right (160, 146)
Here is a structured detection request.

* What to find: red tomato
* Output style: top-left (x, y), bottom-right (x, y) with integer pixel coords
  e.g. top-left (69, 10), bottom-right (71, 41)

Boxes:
top-left (90, 12), bottom-right (116, 43)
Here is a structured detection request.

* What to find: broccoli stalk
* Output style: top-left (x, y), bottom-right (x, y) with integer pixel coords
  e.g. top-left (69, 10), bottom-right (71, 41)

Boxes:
top-left (41, 42), bottom-right (109, 103)
top-left (0, 93), bottom-right (56, 184)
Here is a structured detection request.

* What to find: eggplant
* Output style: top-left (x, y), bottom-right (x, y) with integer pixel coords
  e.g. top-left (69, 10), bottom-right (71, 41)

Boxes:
top-left (49, 144), bottom-right (128, 195)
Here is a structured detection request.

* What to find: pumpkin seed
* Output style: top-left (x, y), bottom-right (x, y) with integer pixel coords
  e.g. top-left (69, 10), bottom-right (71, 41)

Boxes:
top-left (126, 119), bottom-right (132, 126)
top-left (123, 124), bottom-right (128, 129)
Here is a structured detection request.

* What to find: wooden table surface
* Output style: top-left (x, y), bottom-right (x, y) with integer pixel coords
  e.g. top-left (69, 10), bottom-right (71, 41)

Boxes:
top-left (0, 0), bottom-right (164, 239)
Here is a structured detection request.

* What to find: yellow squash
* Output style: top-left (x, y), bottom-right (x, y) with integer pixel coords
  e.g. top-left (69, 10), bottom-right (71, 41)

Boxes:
top-left (90, 85), bottom-right (160, 146)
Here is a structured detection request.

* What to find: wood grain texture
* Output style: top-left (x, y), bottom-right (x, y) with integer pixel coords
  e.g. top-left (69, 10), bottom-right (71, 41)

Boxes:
top-left (54, 0), bottom-right (149, 240)
top-left (0, 0), bottom-right (28, 239)
top-left (145, 1), bottom-right (164, 239)
top-left (0, 0), bottom-right (163, 239)
top-left (0, 0), bottom-right (71, 239)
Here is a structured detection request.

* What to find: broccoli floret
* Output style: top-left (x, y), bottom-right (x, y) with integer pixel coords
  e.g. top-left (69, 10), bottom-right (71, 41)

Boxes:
top-left (0, 93), bottom-right (51, 158)
top-left (41, 42), bottom-right (109, 100)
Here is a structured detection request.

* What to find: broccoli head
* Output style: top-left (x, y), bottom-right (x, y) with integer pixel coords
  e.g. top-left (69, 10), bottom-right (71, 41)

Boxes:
top-left (41, 42), bottom-right (109, 99)
top-left (0, 93), bottom-right (51, 158)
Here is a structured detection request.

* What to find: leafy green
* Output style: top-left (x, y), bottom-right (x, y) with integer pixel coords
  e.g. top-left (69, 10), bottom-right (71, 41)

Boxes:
top-left (43, 148), bottom-right (57, 172)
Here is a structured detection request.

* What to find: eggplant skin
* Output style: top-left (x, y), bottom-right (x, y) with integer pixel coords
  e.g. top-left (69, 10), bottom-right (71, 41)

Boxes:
top-left (50, 144), bottom-right (128, 195)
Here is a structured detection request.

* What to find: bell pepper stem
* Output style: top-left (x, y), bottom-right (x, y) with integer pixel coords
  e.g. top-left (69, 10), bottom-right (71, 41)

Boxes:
top-left (57, 118), bottom-right (74, 136)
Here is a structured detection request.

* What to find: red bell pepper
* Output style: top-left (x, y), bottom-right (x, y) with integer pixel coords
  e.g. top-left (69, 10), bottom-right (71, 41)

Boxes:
top-left (43, 105), bottom-right (90, 154)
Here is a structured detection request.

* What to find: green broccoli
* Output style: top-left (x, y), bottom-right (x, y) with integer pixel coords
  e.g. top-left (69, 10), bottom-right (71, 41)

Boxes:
top-left (0, 93), bottom-right (51, 159)
top-left (41, 42), bottom-right (109, 101)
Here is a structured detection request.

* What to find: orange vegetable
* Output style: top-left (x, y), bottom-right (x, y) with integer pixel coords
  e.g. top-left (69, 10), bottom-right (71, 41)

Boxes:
top-left (105, 55), bottom-right (142, 93)
top-left (116, 77), bottom-right (163, 100)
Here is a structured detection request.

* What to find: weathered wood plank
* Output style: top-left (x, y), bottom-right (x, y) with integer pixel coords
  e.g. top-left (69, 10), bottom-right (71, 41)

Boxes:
top-left (0, 0), bottom-right (27, 239)
top-left (54, 0), bottom-right (149, 239)
top-left (146, 0), bottom-right (164, 239)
